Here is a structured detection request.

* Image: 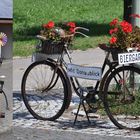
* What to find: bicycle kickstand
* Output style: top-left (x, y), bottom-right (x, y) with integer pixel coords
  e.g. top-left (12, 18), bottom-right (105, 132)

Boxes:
top-left (73, 92), bottom-right (91, 126)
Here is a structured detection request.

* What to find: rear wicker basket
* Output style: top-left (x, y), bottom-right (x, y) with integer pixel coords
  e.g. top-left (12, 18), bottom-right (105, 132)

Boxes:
top-left (98, 44), bottom-right (125, 61)
top-left (110, 48), bottom-right (124, 61)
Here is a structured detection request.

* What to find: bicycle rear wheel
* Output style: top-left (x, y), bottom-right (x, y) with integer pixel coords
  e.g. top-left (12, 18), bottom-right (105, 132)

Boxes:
top-left (103, 66), bottom-right (140, 130)
top-left (21, 60), bottom-right (69, 121)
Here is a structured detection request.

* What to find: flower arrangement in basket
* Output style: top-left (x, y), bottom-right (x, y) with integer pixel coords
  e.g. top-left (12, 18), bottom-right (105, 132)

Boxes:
top-left (36, 21), bottom-right (76, 55)
top-left (100, 15), bottom-right (140, 61)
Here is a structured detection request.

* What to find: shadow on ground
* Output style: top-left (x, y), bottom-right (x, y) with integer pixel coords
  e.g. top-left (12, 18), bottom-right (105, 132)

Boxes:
top-left (13, 91), bottom-right (116, 130)
top-left (14, 21), bottom-right (110, 41)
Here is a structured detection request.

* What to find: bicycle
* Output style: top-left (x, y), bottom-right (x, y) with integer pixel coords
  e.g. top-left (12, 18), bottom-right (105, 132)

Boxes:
top-left (0, 59), bottom-right (9, 118)
top-left (21, 27), bottom-right (140, 130)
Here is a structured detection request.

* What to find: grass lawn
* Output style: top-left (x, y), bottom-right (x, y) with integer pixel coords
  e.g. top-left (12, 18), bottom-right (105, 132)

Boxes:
top-left (14, 0), bottom-right (123, 56)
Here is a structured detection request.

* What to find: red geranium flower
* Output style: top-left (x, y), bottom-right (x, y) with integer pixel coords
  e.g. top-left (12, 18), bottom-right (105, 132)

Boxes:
top-left (43, 21), bottom-right (55, 29)
top-left (109, 28), bottom-right (118, 35)
top-left (69, 27), bottom-right (75, 33)
top-left (120, 21), bottom-right (132, 33)
top-left (108, 18), bottom-right (140, 49)
top-left (40, 21), bottom-right (77, 41)
top-left (67, 22), bottom-right (76, 28)
top-left (109, 37), bottom-right (117, 44)
top-left (109, 18), bottom-right (118, 26)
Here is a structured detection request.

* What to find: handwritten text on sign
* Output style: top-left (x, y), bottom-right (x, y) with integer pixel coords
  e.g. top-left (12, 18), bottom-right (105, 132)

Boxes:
top-left (67, 63), bottom-right (102, 80)
top-left (118, 52), bottom-right (140, 65)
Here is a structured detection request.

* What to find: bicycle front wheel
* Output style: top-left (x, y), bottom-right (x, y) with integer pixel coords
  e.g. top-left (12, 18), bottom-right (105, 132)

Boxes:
top-left (21, 60), bottom-right (69, 121)
top-left (103, 66), bottom-right (140, 130)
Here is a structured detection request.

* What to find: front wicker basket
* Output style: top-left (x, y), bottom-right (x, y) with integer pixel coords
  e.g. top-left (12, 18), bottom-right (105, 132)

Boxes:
top-left (39, 40), bottom-right (65, 55)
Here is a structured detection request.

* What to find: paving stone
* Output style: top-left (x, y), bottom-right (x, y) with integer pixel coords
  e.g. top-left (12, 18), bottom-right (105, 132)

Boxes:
top-left (13, 92), bottom-right (140, 139)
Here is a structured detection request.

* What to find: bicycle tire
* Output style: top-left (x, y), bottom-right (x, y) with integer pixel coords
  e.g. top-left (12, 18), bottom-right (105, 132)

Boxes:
top-left (21, 60), bottom-right (70, 121)
top-left (103, 65), bottom-right (140, 130)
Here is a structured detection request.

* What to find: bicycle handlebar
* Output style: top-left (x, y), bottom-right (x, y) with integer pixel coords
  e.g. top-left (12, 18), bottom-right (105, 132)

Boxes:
top-left (63, 27), bottom-right (89, 38)
top-left (36, 26), bottom-right (89, 40)
top-left (74, 27), bottom-right (89, 32)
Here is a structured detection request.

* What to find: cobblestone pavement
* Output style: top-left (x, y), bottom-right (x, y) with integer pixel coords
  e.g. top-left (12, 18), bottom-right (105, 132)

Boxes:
top-left (13, 92), bottom-right (140, 139)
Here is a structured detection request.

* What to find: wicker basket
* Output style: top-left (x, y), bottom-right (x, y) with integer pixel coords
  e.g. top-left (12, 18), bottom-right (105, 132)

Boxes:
top-left (110, 48), bottom-right (124, 61)
top-left (98, 44), bottom-right (125, 61)
top-left (40, 40), bottom-right (64, 55)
